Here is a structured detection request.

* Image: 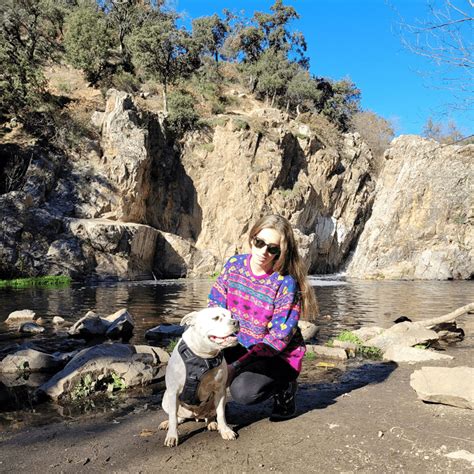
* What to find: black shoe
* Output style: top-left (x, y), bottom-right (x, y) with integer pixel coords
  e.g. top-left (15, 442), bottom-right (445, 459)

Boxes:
top-left (270, 380), bottom-right (297, 421)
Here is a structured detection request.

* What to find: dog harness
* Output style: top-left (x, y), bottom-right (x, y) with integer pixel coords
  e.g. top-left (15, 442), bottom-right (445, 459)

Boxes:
top-left (178, 339), bottom-right (224, 406)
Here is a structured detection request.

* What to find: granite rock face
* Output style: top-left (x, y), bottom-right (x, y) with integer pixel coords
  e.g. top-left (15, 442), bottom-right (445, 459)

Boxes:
top-left (347, 136), bottom-right (473, 279)
top-left (1, 93), bottom-right (470, 280)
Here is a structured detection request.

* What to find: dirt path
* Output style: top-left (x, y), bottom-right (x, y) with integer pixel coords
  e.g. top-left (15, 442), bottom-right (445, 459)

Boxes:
top-left (1, 343), bottom-right (473, 473)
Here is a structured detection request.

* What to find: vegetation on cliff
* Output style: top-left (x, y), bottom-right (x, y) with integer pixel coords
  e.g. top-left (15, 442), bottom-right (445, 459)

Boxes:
top-left (0, 0), bottom-right (394, 148)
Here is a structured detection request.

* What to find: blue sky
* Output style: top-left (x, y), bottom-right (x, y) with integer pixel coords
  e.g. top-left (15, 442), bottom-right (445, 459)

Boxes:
top-left (172, 0), bottom-right (472, 136)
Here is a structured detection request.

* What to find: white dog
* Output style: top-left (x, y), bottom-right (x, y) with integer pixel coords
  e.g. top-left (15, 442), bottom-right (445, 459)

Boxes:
top-left (159, 307), bottom-right (239, 447)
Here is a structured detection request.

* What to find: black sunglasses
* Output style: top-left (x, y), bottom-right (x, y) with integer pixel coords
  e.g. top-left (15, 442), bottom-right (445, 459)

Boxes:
top-left (252, 237), bottom-right (281, 255)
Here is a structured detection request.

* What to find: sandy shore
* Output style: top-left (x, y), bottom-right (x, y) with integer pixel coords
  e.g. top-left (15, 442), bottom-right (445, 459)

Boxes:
top-left (1, 341), bottom-right (473, 473)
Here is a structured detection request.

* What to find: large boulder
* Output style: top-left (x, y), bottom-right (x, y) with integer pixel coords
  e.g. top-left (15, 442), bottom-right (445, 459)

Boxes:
top-left (0, 349), bottom-right (65, 373)
top-left (347, 136), bottom-right (473, 279)
top-left (410, 366), bottom-right (474, 409)
top-left (37, 343), bottom-right (169, 400)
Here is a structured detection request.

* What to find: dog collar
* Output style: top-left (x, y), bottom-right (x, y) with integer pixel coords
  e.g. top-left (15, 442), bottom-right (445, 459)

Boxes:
top-left (178, 339), bottom-right (224, 406)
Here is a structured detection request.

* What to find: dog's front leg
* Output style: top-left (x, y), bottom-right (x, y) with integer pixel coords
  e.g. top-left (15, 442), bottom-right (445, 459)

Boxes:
top-left (164, 392), bottom-right (180, 447)
top-left (215, 388), bottom-right (237, 440)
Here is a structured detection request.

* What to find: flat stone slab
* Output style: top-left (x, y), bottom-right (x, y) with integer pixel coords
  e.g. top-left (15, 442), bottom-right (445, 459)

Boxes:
top-left (383, 345), bottom-right (453, 363)
top-left (410, 366), bottom-right (474, 409)
top-left (306, 344), bottom-right (347, 360)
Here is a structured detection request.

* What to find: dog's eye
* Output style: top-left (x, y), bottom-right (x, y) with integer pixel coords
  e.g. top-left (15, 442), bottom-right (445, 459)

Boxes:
top-left (213, 316), bottom-right (220, 321)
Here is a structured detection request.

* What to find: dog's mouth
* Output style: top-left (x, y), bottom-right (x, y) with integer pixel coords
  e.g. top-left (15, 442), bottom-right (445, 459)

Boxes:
top-left (209, 334), bottom-right (238, 345)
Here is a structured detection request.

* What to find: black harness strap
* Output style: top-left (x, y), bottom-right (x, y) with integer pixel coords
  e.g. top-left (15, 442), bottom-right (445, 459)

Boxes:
top-left (178, 339), bottom-right (224, 406)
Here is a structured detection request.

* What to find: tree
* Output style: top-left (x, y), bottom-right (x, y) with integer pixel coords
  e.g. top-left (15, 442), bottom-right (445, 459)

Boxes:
top-left (0, 0), bottom-right (58, 118)
top-left (319, 78), bottom-right (361, 131)
top-left (247, 49), bottom-right (295, 106)
top-left (192, 14), bottom-right (228, 64)
top-left (129, 17), bottom-right (200, 112)
top-left (285, 69), bottom-right (321, 115)
top-left (254, 0), bottom-right (308, 67)
top-left (351, 110), bottom-right (395, 174)
top-left (422, 116), bottom-right (465, 143)
top-left (102, 0), bottom-right (159, 71)
top-left (64, 5), bottom-right (114, 84)
top-left (399, 0), bottom-right (473, 110)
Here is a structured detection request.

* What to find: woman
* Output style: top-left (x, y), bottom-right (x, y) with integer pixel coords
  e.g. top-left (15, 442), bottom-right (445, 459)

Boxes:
top-left (208, 214), bottom-right (318, 420)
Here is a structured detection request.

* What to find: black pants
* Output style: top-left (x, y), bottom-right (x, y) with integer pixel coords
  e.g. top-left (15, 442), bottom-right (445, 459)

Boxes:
top-left (224, 345), bottom-right (298, 405)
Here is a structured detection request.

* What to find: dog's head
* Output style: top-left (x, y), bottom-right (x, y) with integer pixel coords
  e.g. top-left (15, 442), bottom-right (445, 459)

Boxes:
top-left (180, 307), bottom-right (239, 354)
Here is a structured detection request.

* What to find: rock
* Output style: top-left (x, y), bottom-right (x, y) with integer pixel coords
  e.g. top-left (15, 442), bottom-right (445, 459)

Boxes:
top-left (6, 309), bottom-right (36, 323)
top-left (104, 309), bottom-right (134, 340)
top-left (68, 311), bottom-right (108, 337)
top-left (347, 137), bottom-right (473, 280)
top-left (37, 343), bottom-right (168, 400)
top-left (19, 322), bottom-right (45, 334)
top-left (332, 340), bottom-right (358, 357)
top-left (66, 218), bottom-right (160, 281)
top-left (383, 345), bottom-right (453, 363)
top-left (145, 324), bottom-right (185, 341)
top-left (445, 450), bottom-right (474, 464)
top-left (68, 309), bottom-right (135, 339)
top-left (366, 322), bottom-right (439, 351)
top-left (52, 316), bottom-right (65, 325)
top-left (306, 344), bottom-right (348, 360)
top-left (0, 349), bottom-right (65, 373)
top-left (351, 326), bottom-right (384, 342)
top-left (410, 366), bottom-right (474, 409)
top-left (298, 321), bottom-right (319, 341)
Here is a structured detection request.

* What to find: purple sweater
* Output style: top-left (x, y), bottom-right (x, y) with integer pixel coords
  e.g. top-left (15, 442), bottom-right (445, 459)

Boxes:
top-left (208, 254), bottom-right (305, 372)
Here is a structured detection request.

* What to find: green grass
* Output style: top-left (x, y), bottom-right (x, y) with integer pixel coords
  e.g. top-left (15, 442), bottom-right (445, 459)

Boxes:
top-left (0, 275), bottom-right (72, 289)
top-left (326, 330), bottom-right (383, 360)
top-left (166, 338), bottom-right (179, 353)
top-left (304, 351), bottom-right (317, 361)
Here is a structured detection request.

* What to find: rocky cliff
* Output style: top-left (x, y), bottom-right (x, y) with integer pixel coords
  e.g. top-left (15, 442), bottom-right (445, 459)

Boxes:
top-left (0, 90), bottom-right (471, 281)
top-left (346, 136), bottom-right (473, 280)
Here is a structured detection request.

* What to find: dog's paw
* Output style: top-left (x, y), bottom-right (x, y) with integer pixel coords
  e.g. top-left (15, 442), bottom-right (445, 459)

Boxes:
top-left (207, 421), bottom-right (218, 431)
top-left (164, 434), bottom-right (179, 447)
top-left (159, 420), bottom-right (169, 430)
top-left (219, 428), bottom-right (237, 441)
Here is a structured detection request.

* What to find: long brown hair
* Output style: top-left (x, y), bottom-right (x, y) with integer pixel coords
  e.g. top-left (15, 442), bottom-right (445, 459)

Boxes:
top-left (249, 214), bottom-right (319, 320)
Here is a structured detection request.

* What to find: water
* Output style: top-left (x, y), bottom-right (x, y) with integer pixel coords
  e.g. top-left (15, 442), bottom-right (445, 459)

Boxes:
top-left (1, 277), bottom-right (473, 349)
top-left (0, 277), bottom-right (472, 430)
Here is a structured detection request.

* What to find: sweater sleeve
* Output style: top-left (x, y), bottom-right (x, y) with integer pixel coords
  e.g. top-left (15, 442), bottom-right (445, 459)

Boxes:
top-left (207, 257), bottom-right (232, 309)
top-left (234, 276), bottom-right (302, 367)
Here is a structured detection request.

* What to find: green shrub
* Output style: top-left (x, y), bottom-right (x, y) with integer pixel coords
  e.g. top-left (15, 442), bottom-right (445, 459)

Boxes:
top-left (166, 339), bottom-right (179, 353)
top-left (232, 118), bottom-right (249, 131)
top-left (167, 89), bottom-right (199, 136)
top-left (110, 71), bottom-right (141, 93)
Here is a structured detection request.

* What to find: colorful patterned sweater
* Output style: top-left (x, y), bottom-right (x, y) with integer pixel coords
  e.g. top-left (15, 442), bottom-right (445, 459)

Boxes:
top-left (208, 254), bottom-right (306, 372)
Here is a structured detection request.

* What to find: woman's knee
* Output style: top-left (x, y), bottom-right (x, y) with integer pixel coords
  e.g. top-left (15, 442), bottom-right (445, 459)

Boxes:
top-left (229, 372), bottom-right (273, 405)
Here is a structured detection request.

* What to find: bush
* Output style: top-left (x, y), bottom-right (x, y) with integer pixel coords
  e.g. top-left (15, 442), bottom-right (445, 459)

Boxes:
top-left (64, 5), bottom-right (114, 84)
top-left (110, 71), bottom-right (141, 93)
top-left (166, 89), bottom-right (200, 136)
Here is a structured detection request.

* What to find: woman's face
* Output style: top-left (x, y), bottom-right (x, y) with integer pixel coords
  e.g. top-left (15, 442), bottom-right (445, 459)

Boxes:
top-left (251, 227), bottom-right (282, 271)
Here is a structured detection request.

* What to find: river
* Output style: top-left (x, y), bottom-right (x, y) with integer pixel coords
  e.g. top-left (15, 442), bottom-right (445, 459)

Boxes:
top-left (0, 277), bottom-right (472, 430)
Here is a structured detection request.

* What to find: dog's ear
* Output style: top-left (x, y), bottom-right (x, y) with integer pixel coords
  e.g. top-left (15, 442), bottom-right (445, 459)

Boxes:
top-left (180, 311), bottom-right (198, 327)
